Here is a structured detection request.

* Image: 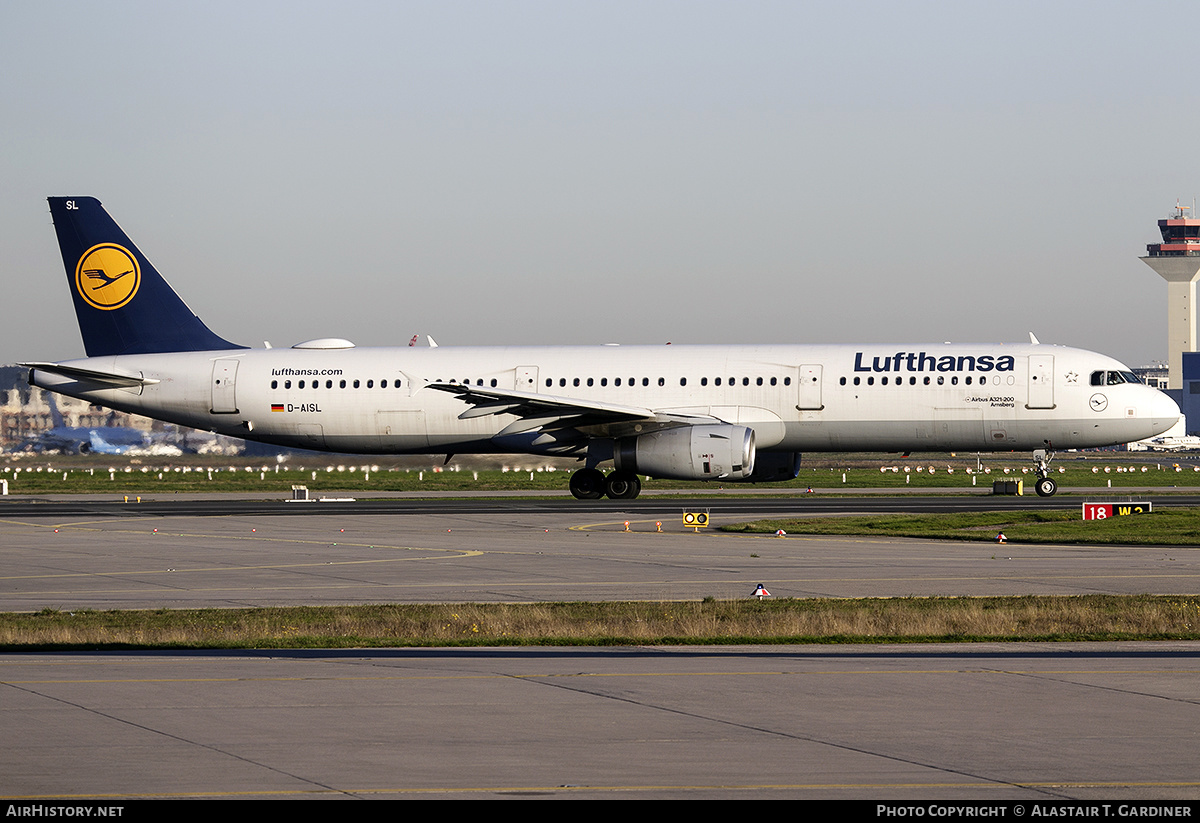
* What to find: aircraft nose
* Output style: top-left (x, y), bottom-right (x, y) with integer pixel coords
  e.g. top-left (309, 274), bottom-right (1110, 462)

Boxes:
top-left (1148, 388), bottom-right (1182, 431)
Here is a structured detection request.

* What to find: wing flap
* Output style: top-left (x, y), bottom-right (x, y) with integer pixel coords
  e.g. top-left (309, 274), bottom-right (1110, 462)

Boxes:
top-left (426, 382), bottom-right (656, 422)
top-left (425, 382), bottom-right (725, 438)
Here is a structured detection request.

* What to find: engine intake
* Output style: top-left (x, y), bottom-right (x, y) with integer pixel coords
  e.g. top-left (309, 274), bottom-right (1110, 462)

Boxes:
top-left (614, 425), bottom-right (755, 481)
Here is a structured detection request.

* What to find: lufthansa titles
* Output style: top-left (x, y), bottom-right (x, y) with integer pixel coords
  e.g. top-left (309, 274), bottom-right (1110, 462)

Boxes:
top-left (854, 352), bottom-right (1016, 374)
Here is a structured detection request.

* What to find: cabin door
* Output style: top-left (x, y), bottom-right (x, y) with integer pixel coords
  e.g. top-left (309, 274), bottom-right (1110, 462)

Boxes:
top-left (797, 364), bottom-right (823, 410)
top-left (1027, 355), bottom-right (1055, 409)
top-left (515, 366), bottom-right (539, 392)
top-left (211, 359), bottom-right (240, 414)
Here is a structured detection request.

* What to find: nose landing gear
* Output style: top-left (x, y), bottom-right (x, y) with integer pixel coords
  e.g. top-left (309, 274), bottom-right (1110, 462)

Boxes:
top-left (1033, 446), bottom-right (1057, 497)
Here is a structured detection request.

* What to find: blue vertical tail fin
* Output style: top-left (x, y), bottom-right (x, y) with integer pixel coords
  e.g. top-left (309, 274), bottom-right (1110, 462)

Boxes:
top-left (48, 197), bottom-right (244, 357)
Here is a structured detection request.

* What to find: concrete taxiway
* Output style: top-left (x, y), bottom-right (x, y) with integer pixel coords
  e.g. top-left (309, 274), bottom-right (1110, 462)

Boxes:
top-left (3, 643), bottom-right (1198, 799)
top-left (3, 494), bottom-right (1199, 800)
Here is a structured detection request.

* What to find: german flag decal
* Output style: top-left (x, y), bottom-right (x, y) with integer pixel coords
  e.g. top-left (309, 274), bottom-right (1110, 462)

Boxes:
top-left (271, 404), bottom-right (285, 412)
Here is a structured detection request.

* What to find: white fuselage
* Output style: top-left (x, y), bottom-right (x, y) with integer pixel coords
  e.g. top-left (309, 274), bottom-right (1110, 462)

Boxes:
top-left (30, 342), bottom-right (1181, 460)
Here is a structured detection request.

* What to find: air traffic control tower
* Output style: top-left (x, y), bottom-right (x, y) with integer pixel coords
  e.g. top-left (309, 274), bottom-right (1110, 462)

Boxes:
top-left (1141, 203), bottom-right (1200, 390)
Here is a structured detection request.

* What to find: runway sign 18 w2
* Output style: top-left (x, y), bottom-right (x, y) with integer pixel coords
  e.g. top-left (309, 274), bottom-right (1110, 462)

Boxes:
top-left (1082, 502), bottom-right (1152, 520)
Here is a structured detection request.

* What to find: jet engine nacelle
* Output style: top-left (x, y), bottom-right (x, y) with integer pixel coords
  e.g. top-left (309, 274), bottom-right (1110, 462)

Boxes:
top-left (614, 424), bottom-right (755, 481)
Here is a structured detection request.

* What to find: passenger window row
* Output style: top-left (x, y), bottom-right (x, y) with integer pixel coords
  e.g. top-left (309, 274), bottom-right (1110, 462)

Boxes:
top-left (271, 378), bottom-right (401, 390)
top-left (270, 374), bottom-right (800, 392)
top-left (839, 375), bottom-right (1001, 387)
top-left (544, 376), bottom-right (793, 388)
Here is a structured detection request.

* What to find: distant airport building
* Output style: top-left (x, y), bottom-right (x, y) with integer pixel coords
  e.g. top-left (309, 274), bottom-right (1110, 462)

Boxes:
top-left (1141, 202), bottom-right (1200, 390)
top-left (0, 366), bottom-right (242, 454)
top-left (0, 373), bottom-right (120, 449)
top-left (1182, 352), bottom-right (1200, 436)
top-left (1133, 363), bottom-right (1170, 390)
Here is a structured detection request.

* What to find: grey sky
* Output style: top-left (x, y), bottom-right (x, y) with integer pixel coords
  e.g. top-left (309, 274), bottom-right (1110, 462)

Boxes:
top-left (2, 1), bottom-right (1196, 366)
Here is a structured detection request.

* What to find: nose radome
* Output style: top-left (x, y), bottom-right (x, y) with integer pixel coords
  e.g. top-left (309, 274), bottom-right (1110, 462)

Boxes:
top-left (1148, 389), bottom-right (1182, 433)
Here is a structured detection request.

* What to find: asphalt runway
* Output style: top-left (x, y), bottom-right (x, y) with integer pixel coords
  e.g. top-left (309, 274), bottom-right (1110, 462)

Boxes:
top-left (5, 489), bottom-right (1200, 519)
top-left (2, 494), bottom-right (1199, 609)
top-left (3, 494), bottom-right (1199, 800)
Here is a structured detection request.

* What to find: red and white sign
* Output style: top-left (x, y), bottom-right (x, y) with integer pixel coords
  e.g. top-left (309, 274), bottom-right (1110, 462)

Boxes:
top-left (1082, 502), bottom-right (1152, 520)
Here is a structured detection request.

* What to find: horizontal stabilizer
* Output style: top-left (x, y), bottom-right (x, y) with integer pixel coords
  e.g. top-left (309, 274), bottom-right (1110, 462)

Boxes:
top-left (21, 361), bottom-right (159, 389)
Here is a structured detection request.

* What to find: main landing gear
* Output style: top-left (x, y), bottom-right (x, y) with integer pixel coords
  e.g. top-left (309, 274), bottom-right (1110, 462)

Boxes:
top-left (1033, 447), bottom-right (1057, 497)
top-left (569, 468), bottom-right (642, 500)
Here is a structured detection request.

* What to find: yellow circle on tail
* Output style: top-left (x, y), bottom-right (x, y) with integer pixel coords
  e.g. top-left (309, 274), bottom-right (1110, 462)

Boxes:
top-left (75, 243), bottom-right (141, 310)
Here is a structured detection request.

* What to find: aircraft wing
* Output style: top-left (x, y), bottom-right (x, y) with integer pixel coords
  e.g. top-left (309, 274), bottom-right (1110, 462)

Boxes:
top-left (424, 382), bottom-right (719, 436)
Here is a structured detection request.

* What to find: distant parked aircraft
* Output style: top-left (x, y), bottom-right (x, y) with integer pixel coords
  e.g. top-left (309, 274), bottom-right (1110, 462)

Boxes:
top-left (22, 393), bottom-right (152, 455)
top-left (1144, 435), bottom-right (1200, 452)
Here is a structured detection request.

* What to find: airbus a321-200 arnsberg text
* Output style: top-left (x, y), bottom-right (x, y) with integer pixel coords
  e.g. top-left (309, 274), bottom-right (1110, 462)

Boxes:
top-left (24, 197), bottom-right (1182, 500)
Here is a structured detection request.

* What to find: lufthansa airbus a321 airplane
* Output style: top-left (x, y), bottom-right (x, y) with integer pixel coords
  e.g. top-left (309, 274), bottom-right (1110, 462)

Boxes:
top-left (25, 197), bottom-right (1181, 500)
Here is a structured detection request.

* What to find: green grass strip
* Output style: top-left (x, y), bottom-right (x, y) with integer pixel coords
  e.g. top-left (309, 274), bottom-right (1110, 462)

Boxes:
top-left (722, 507), bottom-right (1200, 545)
top-left (5, 459), bottom-right (1200, 495)
top-left (4, 596), bottom-right (1200, 649)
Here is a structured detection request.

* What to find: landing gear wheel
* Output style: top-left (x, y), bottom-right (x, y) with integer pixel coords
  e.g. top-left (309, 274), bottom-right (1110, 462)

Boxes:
top-left (1031, 446), bottom-right (1057, 497)
top-left (605, 470), bottom-right (641, 500)
top-left (569, 468), bottom-right (606, 500)
top-left (1035, 477), bottom-right (1057, 497)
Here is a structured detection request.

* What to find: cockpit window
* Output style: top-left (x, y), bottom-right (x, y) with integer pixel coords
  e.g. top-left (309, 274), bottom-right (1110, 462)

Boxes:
top-left (1092, 370), bottom-right (1143, 386)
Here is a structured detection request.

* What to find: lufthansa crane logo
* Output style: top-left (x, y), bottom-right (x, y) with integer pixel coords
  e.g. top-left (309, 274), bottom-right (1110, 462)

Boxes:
top-left (74, 243), bottom-right (141, 310)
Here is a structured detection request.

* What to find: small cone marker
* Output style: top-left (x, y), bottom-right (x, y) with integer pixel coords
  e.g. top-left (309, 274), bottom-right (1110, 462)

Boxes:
top-left (656, 522), bottom-right (662, 532)
top-left (623, 521), bottom-right (630, 532)
top-left (775, 529), bottom-right (787, 537)
top-left (753, 584), bottom-right (771, 599)
top-left (995, 532), bottom-right (1007, 544)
